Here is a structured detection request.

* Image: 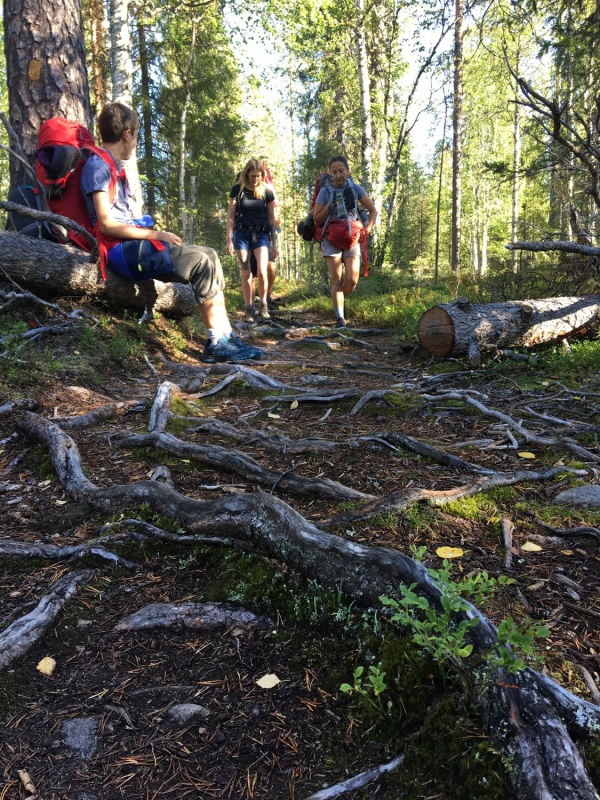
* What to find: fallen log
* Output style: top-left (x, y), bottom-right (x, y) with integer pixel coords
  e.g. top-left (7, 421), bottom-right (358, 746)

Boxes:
top-left (417, 295), bottom-right (600, 367)
top-left (0, 231), bottom-right (198, 317)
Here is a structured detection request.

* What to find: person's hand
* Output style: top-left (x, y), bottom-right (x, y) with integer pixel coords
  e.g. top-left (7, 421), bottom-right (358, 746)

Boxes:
top-left (156, 230), bottom-right (182, 246)
top-left (226, 238), bottom-right (234, 256)
top-left (271, 246), bottom-right (278, 259)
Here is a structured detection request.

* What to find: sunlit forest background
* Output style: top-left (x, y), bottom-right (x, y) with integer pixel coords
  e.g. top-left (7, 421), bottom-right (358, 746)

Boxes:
top-left (2, 0), bottom-right (599, 299)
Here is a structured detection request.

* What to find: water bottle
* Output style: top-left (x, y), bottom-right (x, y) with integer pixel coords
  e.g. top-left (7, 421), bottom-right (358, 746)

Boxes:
top-left (332, 188), bottom-right (347, 218)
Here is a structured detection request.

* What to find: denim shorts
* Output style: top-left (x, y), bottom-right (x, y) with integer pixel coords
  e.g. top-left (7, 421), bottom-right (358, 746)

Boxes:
top-left (232, 228), bottom-right (270, 252)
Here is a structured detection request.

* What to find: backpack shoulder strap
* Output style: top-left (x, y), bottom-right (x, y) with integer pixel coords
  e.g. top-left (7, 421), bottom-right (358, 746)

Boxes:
top-left (85, 145), bottom-right (122, 205)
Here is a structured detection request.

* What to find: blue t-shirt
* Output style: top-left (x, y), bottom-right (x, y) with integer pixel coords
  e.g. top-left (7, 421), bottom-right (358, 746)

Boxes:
top-left (81, 152), bottom-right (133, 226)
top-left (316, 181), bottom-right (367, 221)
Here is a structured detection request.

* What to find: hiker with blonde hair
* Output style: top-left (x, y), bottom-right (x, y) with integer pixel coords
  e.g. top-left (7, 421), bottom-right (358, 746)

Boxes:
top-left (227, 158), bottom-right (278, 322)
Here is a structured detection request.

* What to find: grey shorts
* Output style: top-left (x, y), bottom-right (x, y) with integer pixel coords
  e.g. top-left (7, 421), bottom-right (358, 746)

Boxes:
top-left (162, 244), bottom-right (226, 303)
top-left (320, 238), bottom-right (360, 259)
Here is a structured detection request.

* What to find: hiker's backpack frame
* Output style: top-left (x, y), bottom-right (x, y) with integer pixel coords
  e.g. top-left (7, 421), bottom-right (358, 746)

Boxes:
top-left (35, 118), bottom-right (120, 253)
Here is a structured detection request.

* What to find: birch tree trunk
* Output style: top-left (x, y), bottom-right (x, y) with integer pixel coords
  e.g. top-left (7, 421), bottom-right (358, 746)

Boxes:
top-left (355, 0), bottom-right (373, 191)
top-left (179, 20), bottom-right (198, 244)
top-left (511, 75), bottom-right (521, 272)
top-left (434, 96), bottom-right (448, 285)
top-left (109, 0), bottom-right (142, 217)
top-left (137, 15), bottom-right (156, 218)
top-left (451, 0), bottom-right (463, 274)
top-left (3, 0), bottom-right (92, 188)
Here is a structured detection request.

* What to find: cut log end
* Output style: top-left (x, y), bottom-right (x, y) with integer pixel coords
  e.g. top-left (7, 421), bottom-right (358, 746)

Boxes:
top-left (417, 306), bottom-right (455, 356)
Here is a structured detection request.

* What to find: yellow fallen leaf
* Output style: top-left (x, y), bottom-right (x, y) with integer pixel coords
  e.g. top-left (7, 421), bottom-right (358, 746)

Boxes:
top-left (267, 413), bottom-right (281, 419)
top-left (256, 673), bottom-right (280, 689)
top-left (73, 350), bottom-right (80, 355)
top-left (37, 656), bottom-right (56, 677)
top-left (55, 500), bottom-right (68, 505)
top-left (521, 541), bottom-right (543, 552)
top-left (541, 381), bottom-right (549, 386)
top-left (435, 546), bottom-right (464, 559)
top-left (290, 400), bottom-right (299, 410)
top-left (561, 550), bottom-right (574, 556)
top-left (527, 581), bottom-right (545, 591)
top-left (517, 452), bottom-right (536, 459)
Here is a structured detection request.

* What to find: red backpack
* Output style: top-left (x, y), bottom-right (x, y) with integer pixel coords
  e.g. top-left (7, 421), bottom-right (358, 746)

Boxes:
top-left (35, 118), bottom-right (120, 271)
top-left (308, 172), bottom-right (369, 275)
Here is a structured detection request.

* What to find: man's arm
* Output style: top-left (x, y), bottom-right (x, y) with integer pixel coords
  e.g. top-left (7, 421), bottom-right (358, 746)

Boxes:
top-left (92, 191), bottom-right (182, 245)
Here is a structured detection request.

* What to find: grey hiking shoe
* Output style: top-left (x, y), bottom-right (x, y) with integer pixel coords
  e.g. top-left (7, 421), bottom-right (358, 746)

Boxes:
top-left (244, 304), bottom-right (255, 323)
top-left (257, 301), bottom-right (271, 321)
top-left (335, 317), bottom-right (347, 328)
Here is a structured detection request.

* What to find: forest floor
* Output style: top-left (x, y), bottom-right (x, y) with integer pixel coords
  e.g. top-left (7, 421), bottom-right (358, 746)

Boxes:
top-left (0, 295), bottom-right (599, 800)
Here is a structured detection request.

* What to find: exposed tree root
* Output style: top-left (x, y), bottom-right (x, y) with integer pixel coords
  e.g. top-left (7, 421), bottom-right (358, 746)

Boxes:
top-left (119, 429), bottom-right (375, 501)
top-left (0, 538), bottom-right (136, 568)
top-left (14, 412), bottom-right (600, 799)
top-left (0, 398), bottom-right (37, 416)
top-left (324, 466), bottom-right (588, 525)
top-left (0, 570), bottom-right (93, 670)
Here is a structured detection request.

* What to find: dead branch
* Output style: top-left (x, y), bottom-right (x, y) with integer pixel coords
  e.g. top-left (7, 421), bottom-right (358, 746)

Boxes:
top-left (59, 402), bottom-right (135, 430)
top-left (115, 601), bottom-right (273, 632)
top-left (149, 381), bottom-right (179, 432)
top-left (303, 753), bottom-right (405, 799)
top-left (575, 665), bottom-right (600, 706)
top-left (0, 200), bottom-right (99, 255)
top-left (501, 517), bottom-right (516, 570)
top-left (506, 240), bottom-right (600, 256)
top-left (424, 390), bottom-right (600, 461)
top-left (0, 280), bottom-right (98, 323)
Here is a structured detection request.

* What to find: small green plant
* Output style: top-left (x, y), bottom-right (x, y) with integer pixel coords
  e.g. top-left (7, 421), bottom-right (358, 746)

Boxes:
top-left (379, 560), bottom-right (549, 695)
top-left (340, 663), bottom-right (393, 718)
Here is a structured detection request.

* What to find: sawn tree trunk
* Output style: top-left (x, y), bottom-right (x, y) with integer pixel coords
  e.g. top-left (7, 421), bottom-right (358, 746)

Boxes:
top-left (417, 295), bottom-right (600, 367)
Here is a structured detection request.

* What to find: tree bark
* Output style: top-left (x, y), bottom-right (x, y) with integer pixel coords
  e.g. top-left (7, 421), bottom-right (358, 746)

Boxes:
top-left (3, 0), bottom-right (92, 187)
top-left (418, 295), bottom-right (600, 367)
top-left (0, 231), bottom-right (198, 317)
top-left (451, 0), bottom-right (463, 274)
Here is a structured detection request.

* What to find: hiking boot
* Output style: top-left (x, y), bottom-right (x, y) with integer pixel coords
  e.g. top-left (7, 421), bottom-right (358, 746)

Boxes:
top-left (202, 336), bottom-right (262, 363)
top-left (244, 304), bottom-right (255, 323)
top-left (257, 301), bottom-right (271, 321)
top-left (267, 295), bottom-right (277, 310)
top-left (228, 332), bottom-right (264, 359)
top-left (335, 317), bottom-right (347, 328)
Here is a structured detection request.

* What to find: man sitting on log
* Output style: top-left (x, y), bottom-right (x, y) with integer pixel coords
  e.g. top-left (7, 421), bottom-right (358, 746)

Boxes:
top-left (81, 102), bottom-right (261, 363)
